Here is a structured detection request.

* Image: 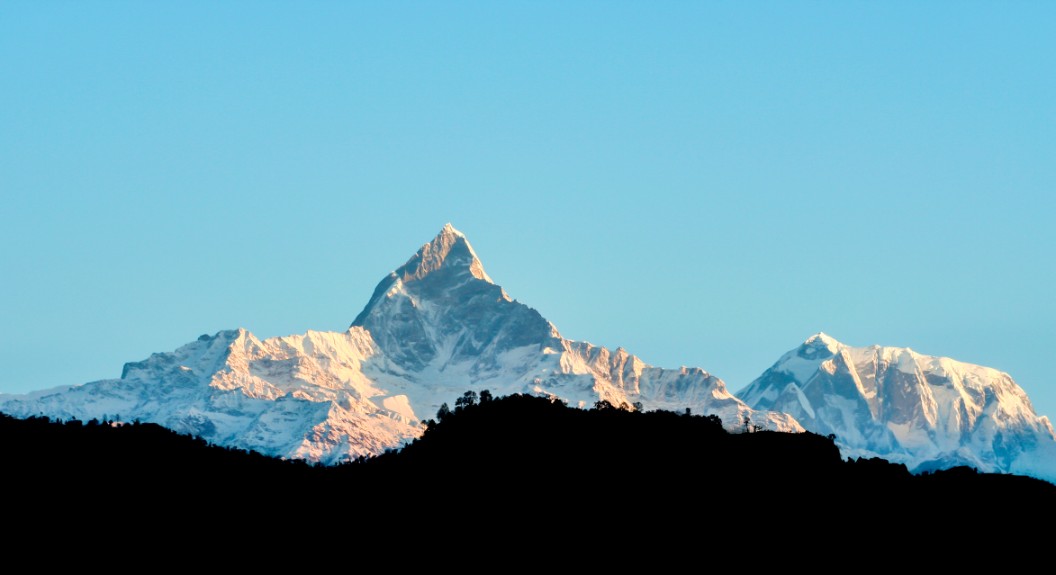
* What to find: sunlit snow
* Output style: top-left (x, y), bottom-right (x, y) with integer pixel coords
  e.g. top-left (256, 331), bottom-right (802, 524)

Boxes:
top-left (0, 225), bottom-right (801, 465)
top-left (738, 333), bottom-right (1056, 482)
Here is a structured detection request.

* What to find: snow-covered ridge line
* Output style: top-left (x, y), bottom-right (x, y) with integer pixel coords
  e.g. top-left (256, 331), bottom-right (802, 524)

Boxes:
top-left (737, 332), bottom-right (1056, 482)
top-left (0, 224), bottom-right (799, 466)
top-left (3, 226), bottom-right (1053, 483)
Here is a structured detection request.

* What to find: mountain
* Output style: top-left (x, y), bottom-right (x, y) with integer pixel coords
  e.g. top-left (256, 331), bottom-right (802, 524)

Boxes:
top-left (0, 224), bottom-right (800, 464)
top-left (737, 332), bottom-right (1056, 481)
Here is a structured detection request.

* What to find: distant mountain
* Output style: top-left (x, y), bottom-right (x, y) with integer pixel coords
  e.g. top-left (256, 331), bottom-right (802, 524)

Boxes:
top-left (0, 224), bottom-right (799, 464)
top-left (737, 332), bottom-right (1056, 482)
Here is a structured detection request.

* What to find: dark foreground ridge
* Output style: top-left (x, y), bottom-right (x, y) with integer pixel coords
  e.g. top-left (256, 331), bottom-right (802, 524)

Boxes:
top-left (4, 393), bottom-right (1055, 550)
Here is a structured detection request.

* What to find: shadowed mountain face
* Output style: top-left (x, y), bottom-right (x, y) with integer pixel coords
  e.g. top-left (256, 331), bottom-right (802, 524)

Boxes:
top-left (352, 224), bottom-right (560, 374)
top-left (0, 224), bottom-right (799, 464)
top-left (737, 332), bottom-right (1056, 480)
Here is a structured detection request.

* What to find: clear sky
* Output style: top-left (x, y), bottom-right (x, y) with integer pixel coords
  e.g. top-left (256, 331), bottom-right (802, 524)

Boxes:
top-left (2, 3), bottom-right (1054, 420)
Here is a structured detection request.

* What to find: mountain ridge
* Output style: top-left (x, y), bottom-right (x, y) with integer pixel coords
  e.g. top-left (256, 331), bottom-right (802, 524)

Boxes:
top-left (0, 224), bottom-right (801, 464)
top-left (737, 332), bottom-right (1056, 481)
top-left (2, 225), bottom-right (1052, 482)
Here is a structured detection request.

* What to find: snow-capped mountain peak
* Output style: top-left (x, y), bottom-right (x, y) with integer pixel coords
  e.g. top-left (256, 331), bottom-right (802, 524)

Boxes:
top-left (398, 222), bottom-right (493, 284)
top-left (0, 224), bottom-right (803, 465)
top-left (350, 224), bottom-right (558, 373)
top-left (799, 332), bottom-right (841, 358)
top-left (738, 334), bottom-right (1056, 481)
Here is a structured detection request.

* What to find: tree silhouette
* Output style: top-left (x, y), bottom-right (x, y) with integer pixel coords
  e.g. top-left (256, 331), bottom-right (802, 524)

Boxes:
top-left (1, 394), bottom-right (1054, 534)
top-left (594, 399), bottom-right (615, 411)
top-left (455, 390), bottom-right (478, 411)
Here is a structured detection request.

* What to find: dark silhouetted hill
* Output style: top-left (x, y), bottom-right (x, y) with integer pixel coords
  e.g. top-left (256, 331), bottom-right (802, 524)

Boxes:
top-left (3, 393), bottom-right (1054, 554)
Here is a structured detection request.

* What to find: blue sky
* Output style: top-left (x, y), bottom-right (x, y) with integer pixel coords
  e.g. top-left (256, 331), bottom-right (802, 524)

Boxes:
top-left (2, 3), bottom-right (1054, 420)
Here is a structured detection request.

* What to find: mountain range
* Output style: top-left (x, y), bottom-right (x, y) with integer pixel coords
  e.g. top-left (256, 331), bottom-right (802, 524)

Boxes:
top-left (1, 224), bottom-right (1053, 482)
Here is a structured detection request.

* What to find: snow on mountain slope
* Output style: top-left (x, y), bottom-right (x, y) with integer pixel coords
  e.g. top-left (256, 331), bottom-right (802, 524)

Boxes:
top-left (738, 333), bottom-right (1056, 482)
top-left (0, 224), bottom-right (799, 464)
top-left (0, 328), bottom-right (420, 462)
top-left (351, 224), bottom-right (800, 433)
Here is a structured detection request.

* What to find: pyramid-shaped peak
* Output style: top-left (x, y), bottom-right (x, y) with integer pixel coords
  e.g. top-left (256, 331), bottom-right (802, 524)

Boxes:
top-left (798, 332), bottom-right (842, 358)
top-left (394, 224), bottom-right (493, 284)
top-left (440, 222), bottom-right (465, 238)
top-left (804, 332), bottom-right (842, 347)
